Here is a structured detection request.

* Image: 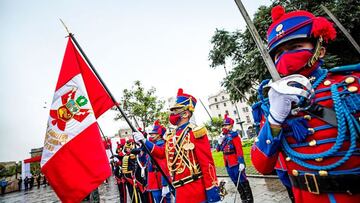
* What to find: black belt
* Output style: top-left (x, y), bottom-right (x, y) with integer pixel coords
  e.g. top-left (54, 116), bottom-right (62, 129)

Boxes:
top-left (223, 151), bottom-right (235, 155)
top-left (290, 174), bottom-right (360, 195)
top-left (173, 173), bottom-right (202, 188)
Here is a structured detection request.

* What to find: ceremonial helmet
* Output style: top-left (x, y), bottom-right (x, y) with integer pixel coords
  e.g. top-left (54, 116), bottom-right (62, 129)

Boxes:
top-left (149, 120), bottom-right (166, 140)
top-left (169, 88), bottom-right (197, 112)
top-left (267, 5), bottom-right (336, 56)
top-left (222, 114), bottom-right (234, 126)
top-left (267, 6), bottom-right (337, 76)
top-left (124, 138), bottom-right (134, 150)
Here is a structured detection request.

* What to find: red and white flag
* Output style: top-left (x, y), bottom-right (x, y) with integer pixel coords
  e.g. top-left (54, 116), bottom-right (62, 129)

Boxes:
top-left (41, 38), bottom-right (115, 202)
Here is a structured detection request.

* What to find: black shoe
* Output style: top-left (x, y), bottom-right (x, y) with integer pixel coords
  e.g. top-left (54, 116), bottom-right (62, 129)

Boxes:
top-left (238, 180), bottom-right (253, 203)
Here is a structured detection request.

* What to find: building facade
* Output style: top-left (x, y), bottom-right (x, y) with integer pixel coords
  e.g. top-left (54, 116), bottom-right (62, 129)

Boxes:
top-left (208, 90), bottom-right (254, 138)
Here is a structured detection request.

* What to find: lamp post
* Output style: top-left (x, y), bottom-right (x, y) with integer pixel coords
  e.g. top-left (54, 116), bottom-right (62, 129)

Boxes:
top-left (223, 65), bottom-right (246, 138)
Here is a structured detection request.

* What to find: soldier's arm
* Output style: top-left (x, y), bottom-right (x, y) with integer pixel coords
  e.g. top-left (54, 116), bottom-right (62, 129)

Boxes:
top-left (192, 128), bottom-right (221, 203)
top-left (251, 120), bottom-right (282, 174)
top-left (143, 140), bottom-right (166, 159)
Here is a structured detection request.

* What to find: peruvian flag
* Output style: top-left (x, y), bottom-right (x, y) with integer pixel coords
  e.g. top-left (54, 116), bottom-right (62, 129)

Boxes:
top-left (41, 37), bottom-right (115, 202)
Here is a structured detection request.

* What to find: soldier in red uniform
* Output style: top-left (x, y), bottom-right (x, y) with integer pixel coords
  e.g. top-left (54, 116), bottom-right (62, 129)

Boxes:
top-left (251, 5), bottom-right (360, 203)
top-left (122, 139), bottom-right (144, 203)
top-left (112, 138), bottom-right (127, 203)
top-left (146, 120), bottom-right (171, 203)
top-left (217, 114), bottom-right (253, 203)
top-left (134, 88), bottom-right (221, 203)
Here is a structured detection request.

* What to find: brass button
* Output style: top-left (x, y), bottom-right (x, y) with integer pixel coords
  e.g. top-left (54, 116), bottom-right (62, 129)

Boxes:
top-left (309, 140), bottom-right (317, 147)
top-left (304, 115), bottom-right (312, 120)
top-left (319, 170), bottom-right (328, 176)
top-left (292, 169), bottom-right (299, 176)
top-left (286, 157), bottom-right (291, 162)
top-left (266, 139), bottom-right (271, 144)
top-left (323, 80), bottom-right (331, 86)
top-left (308, 128), bottom-right (315, 134)
top-left (348, 86), bottom-right (358, 93)
top-left (345, 77), bottom-right (355, 84)
top-left (315, 158), bottom-right (323, 162)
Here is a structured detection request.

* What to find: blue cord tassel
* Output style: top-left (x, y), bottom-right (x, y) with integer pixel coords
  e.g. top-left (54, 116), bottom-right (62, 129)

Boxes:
top-left (251, 102), bottom-right (262, 123)
top-left (285, 118), bottom-right (309, 143)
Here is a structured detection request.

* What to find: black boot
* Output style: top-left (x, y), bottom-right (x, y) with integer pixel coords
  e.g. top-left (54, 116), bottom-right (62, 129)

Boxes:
top-left (238, 180), bottom-right (253, 203)
top-left (237, 182), bottom-right (246, 201)
top-left (286, 186), bottom-right (295, 203)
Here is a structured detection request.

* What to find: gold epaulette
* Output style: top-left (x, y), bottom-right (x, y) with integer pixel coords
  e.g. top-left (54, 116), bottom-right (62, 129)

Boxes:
top-left (193, 125), bottom-right (207, 139)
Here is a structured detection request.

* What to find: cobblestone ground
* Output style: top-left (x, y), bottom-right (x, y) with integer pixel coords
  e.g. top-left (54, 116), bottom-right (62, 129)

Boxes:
top-left (0, 177), bottom-right (289, 203)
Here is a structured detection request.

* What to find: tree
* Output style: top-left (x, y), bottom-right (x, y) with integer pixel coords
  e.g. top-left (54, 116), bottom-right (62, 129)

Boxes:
top-left (209, 0), bottom-right (360, 103)
top-left (204, 116), bottom-right (223, 141)
top-left (114, 80), bottom-right (166, 129)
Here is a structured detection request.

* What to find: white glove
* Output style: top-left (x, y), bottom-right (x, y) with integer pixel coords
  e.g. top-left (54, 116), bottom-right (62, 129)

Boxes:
top-left (133, 132), bottom-right (145, 144)
top-left (161, 185), bottom-right (170, 196)
top-left (239, 163), bottom-right (245, 172)
top-left (217, 134), bottom-right (225, 144)
top-left (112, 157), bottom-right (119, 162)
top-left (268, 88), bottom-right (300, 125)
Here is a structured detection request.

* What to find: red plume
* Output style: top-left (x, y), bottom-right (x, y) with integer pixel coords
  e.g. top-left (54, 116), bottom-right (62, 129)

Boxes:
top-left (177, 88), bottom-right (183, 96)
top-left (271, 5), bottom-right (285, 22)
top-left (311, 17), bottom-right (337, 42)
top-left (154, 119), bottom-right (160, 126)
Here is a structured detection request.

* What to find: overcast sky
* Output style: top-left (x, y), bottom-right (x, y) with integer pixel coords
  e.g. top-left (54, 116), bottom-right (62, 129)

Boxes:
top-left (0, 0), bottom-right (271, 162)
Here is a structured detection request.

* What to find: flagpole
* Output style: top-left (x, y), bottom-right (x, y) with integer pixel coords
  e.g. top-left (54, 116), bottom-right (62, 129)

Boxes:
top-left (67, 32), bottom-right (175, 195)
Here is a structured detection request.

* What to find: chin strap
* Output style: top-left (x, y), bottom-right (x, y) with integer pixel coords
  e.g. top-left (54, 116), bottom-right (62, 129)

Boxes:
top-left (307, 36), bottom-right (323, 68)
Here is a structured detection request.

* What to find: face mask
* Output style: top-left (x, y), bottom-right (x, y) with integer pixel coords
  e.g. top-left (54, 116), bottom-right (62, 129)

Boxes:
top-left (169, 113), bottom-right (181, 125)
top-left (222, 128), bottom-right (229, 134)
top-left (275, 49), bottom-right (313, 76)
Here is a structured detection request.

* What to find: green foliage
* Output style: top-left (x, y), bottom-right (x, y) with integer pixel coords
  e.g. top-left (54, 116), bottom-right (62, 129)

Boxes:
top-left (212, 151), bottom-right (224, 167)
top-left (204, 116), bottom-right (223, 139)
top-left (0, 163), bottom-right (19, 177)
top-left (115, 80), bottom-right (166, 129)
top-left (209, 0), bottom-right (360, 103)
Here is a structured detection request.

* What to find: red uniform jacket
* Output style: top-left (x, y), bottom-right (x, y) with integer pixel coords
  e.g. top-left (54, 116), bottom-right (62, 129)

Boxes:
top-left (216, 131), bottom-right (245, 167)
top-left (145, 122), bottom-right (220, 203)
top-left (251, 67), bottom-right (360, 202)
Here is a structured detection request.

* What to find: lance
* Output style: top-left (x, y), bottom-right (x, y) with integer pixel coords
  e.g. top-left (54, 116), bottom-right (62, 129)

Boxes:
top-left (233, 0), bottom-right (338, 127)
top-left (60, 19), bottom-right (175, 195)
top-left (98, 124), bottom-right (114, 157)
top-left (199, 98), bottom-right (213, 122)
top-left (321, 5), bottom-right (360, 55)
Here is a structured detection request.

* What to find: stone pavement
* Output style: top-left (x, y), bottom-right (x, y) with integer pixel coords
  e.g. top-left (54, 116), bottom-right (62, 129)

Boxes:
top-left (0, 177), bottom-right (290, 203)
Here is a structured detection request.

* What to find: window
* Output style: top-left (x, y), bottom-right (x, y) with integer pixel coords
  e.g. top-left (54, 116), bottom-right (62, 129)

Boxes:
top-left (125, 131), bottom-right (128, 135)
top-left (222, 96), bottom-right (225, 100)
top-left (216, 104), bottom-right (219, 109)
top-left (242, 107), bottom-right (249, 113)
top-left (235, 118), bottom-right (240, 123)
top-left (223, 103), bottom-right (227, 107)
top-left (246, 116), bottom-right (251, 123)
top-left (225, 110), bottom-right (229, 115)
top-left (218, 114), bottom-right (221, 118)
top-left (214, 98), bottom-right (218, 102)
top-left (233, 110), bottom-right (237, 115)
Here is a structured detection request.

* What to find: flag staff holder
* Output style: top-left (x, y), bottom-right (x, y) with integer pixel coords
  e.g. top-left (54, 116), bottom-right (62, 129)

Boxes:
top-left (59, 19), bottom-right (175, 195)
